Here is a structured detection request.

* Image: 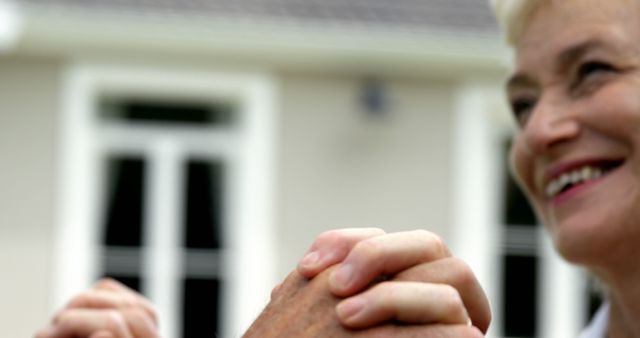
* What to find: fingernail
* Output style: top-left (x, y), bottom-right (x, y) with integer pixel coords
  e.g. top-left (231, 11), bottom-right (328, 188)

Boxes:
top-left (300, 251), bottom-right (319, 267)
top-left (330, 263), bottom-right (353, 289)
top-left (336, 297), bottom-right (365, 322)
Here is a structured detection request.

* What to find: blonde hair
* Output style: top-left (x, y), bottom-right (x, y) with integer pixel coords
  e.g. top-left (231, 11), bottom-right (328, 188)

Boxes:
top-left (490, 0), bottom-right (548, 46)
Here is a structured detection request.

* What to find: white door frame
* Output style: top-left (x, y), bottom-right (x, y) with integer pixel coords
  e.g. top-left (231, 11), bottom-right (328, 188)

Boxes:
top-left (54, 61), bottom-right (278, 337)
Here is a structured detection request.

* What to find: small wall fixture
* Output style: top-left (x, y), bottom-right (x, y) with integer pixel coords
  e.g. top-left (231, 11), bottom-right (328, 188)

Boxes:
top-left (360, 77), bottom-right (389, 119)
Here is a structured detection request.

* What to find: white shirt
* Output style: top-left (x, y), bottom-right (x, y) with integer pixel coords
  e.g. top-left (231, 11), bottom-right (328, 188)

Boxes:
top-left (579, 303), bottom-right (609, 338)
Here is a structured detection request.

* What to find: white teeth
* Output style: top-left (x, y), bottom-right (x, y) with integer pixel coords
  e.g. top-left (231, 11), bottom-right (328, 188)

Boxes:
top-left (581, 167), bottom-right (592, 181)
top-left (593, 168), bottom-right (602, 179)
top-left (571, 171), bottom-right (581, 183)
top-left (545, 166), bottom-right (605, 198)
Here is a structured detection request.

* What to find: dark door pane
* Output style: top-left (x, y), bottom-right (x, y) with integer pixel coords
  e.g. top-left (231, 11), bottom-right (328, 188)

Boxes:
top-left (103, 157), bottom-right (146, 247)
top-left (182, 278), bottom-right (220, 337)
top-left (183, 160), bottom-right (223, 249)
top-left (503, 255), bottom-right (538, 337)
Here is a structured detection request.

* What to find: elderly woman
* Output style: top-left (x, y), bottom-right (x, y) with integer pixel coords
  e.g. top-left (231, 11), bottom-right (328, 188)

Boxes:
top-left (496, 0), bottom-right (640, 336)
top-left (36, 0), bottom-right (636, 337)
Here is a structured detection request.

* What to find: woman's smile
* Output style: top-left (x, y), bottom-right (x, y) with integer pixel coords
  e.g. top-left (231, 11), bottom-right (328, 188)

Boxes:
top-left (541, 157), bottom-right (625, 203)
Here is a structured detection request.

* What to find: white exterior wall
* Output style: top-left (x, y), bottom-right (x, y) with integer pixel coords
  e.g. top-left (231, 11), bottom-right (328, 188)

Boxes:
top-left (0, 51), bottom-right (533, 338)
top-left (0, 57), bottom-right (461, 336)
top-left (276, 74), bottom-right (455, 278)
top-left (0, 57), bottom-right (61, 337)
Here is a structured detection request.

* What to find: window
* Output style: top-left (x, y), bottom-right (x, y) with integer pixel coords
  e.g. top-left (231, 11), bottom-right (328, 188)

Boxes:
top-left (56, 65), bottom-right (277, 338)
top-left (97, 98), bottom-right (231, 338)
top-left (100, 97), bottom-right (235, 127)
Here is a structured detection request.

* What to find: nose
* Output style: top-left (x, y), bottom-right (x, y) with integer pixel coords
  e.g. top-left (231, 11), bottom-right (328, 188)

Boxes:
top-left (521, 96), bottom-right (580, 154)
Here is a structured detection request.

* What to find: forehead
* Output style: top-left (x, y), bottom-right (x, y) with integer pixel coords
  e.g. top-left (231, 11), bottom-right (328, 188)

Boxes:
top-left (510, 0), bottom-right (640, 87)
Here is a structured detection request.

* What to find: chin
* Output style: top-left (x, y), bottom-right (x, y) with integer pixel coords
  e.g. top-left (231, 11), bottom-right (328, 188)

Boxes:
top-left (552, 232), bottom-right (598, 265)
top-left (546, 214), bottom-right (611, 266)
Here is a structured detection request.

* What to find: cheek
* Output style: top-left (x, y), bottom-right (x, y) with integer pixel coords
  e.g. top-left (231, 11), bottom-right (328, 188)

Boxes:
top-left (586, 81), bottom-right (640, 135)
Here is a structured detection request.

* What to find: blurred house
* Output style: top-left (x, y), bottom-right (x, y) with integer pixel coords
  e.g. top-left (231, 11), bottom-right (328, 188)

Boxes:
top-left (0, 0), bottom-right (595, 337)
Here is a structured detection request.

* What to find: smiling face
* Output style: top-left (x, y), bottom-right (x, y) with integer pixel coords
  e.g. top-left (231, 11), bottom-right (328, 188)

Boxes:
top-left (509, 0), bottom-right (640, 268)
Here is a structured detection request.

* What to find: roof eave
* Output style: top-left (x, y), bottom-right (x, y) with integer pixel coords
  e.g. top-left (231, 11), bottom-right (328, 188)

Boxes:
top-left (13, 7), bottom-right (512, 78)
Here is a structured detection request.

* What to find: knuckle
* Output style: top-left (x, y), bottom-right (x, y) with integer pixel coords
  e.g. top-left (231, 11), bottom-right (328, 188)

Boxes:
top-left (354, 237), bottom-right (384, 259)
top-left (313, 229), bottom-right (347, 249)
top-left (53, 308), bottom-right (72, 324)
top-left (421, 230), bottom-right (449, 257)
top-left (317, 227), bottom-right (385, 245)
top-left (147, 303), bottom-right (160, 324)
top-left (95, 278), bottom-right (120, 290)
top-left (277, 270), bottom-right (306, 296)
top-left (370, 281), bottom-right (399, 308)
top-left (462, 325), bottom-right (484, 338)
top-left (66, 291), bottom-right (92, 308)
top-left (439, 284), bottom-right (465, 315)
top-left (127, 307), bottom-right (148, 320)
top-left (270, 283), bottom-right (281, 299)
top-left (127, 307), bottom-right (160, 336)
top-left (123, 294), bottom-right (140, 308)
top-left (448, 258), bottom-right (476, 285)
top-left (409, 229), bottom-right (449, 257)
top-left (103, 309), bottom-right (127, 331)
top-left (318, 229), bottom-right (345, 242)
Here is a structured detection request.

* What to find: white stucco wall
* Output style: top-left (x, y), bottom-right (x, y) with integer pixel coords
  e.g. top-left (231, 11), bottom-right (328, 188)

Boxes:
top-left (0, 55), bottom-right (463, 335)
top-left (275, 74), bottom-right (455, 278)
top-left (0, 56), bottom-right (61, 337)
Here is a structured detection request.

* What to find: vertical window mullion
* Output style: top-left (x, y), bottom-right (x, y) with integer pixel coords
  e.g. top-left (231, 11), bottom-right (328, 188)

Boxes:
top-left (143, 139), bottom-right (185, 338)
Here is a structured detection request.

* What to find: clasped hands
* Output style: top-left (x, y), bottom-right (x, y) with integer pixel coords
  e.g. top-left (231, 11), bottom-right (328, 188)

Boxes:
top-left (35, 228), bottom-right (491, 338)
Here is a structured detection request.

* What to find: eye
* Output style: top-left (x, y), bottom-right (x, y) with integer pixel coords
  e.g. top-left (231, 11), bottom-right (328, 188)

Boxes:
top-left (510, 96), bottom-right (537, 127)
top-left (575, 60), bottom-right (615, 83)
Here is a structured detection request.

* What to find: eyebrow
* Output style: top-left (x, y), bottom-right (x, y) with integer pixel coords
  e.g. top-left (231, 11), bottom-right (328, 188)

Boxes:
top-left (506, 38), bottom-right (610, 93)
top-left (506, 74), bottom-right (536, 94)
top-left (556, 39), bottom-right (608, 73)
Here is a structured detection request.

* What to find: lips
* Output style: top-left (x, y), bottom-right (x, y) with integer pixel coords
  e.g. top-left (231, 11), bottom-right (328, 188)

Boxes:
top-left (543, 159), bottom-right (624, 199)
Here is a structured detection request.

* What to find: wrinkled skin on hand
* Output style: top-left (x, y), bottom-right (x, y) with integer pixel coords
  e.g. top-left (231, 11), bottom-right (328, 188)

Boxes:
top-left (243, 266), bottom-right (483, 338)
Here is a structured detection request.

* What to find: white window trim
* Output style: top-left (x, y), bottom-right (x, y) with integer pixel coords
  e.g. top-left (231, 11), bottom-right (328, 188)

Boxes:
top-left (451, 81), bottom-right (586, 338)
top-left (54, 62), bottom-right (278, 337)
